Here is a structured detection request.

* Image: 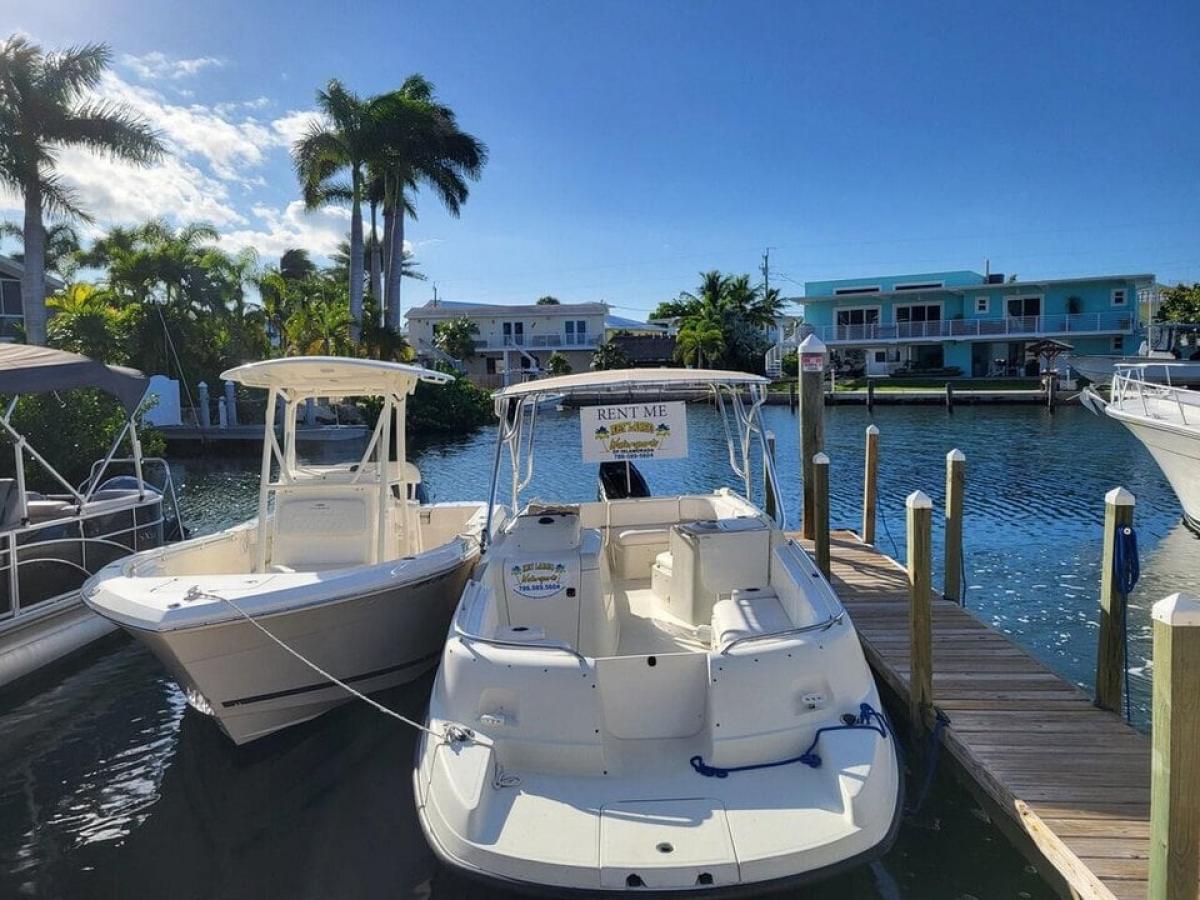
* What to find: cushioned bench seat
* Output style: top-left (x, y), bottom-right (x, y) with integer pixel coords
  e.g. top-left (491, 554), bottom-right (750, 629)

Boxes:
top-left (711, 588), bottom-right (792, 648)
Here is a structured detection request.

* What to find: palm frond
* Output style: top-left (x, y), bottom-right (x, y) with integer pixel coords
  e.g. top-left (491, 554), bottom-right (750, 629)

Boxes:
top-left (51, 100), bottom-right (164, 163)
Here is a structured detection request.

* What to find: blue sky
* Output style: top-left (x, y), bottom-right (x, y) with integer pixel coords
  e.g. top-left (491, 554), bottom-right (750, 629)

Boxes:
top-left (3, 0), bottom-right (1199, 318)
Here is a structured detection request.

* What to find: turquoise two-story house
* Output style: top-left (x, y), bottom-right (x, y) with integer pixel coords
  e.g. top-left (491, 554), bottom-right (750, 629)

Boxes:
top-left (799, 269), bottom-right (1154, 377)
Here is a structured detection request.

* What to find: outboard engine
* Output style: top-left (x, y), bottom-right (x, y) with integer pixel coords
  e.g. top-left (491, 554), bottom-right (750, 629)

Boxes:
top-left (597, 461), bottom-right (651, 501)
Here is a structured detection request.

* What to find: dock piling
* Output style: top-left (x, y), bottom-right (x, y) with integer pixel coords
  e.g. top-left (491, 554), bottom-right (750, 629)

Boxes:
top-left (1149, 592), bottom-right (1200, 900)
top-left (798, 335), bottom-right (827, 540)
top-left (224, 380), bottom-right (238, 428)
top-left (906, 490), bottom-right (934, 733)
top-left (862, 425), bottom-right (879, 545)
top-left (197, 381), bottom-right (211, 428)
top-left (763, 430), bottom-right (778, 522)
top-left (944, 449), bottom-right (965, 603)
top-left (945, 381), bottom-right (954, 412)
top-left (813, 452), bottom-right (830, 576)
top-left (1096, 486), bottom-right (1135, 714)
top-left (866, 378), bottom-right (875, 412)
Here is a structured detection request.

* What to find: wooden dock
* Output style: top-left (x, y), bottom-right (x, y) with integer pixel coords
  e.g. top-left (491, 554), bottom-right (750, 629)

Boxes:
top-left (801, 530), bottom-right (1153, 900)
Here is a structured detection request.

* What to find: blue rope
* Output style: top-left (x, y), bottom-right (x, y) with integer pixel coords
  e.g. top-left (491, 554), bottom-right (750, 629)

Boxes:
top-left (689, 703), bottom-right (889, 778)
top-left (904, 707), bottom-right (952, 816)
top-left (1114, 525), bottom-right (1139, 722)
top-left (879, 507), bottom-right (901, 560)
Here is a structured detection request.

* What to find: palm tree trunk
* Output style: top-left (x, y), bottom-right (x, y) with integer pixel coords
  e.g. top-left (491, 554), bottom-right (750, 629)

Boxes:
top-left (21, 183), bottom-right (48, 345)
top-left (348, 167), bottom-right (365, 342)
top-left (369, 199), bottom-right (382, 319)
top-left (385, 195), bottom-right (405, 332)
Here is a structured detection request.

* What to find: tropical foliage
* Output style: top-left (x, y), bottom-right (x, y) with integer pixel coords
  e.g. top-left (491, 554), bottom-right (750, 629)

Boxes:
top-left (652, 270), bottom-right (789, 373)
top-left (1156, 283), bottom-right (1200, 323)
top-left (545, 351), bottom-right (572, 375)
top-left (590, 339), bottom-right (633, 371)
top-left (433, 315), bottom-right (479, 361)
top-left (0, 35), bottom-right (163, 344)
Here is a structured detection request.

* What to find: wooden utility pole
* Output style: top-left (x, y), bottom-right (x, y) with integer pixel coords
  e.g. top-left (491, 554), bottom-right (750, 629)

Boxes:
top-left (1096, 486), bottom-right (1135, 714)
top-left (798, 334), bottom-right (827, 540)
top-left (907, 489), bottom-right (933, 735)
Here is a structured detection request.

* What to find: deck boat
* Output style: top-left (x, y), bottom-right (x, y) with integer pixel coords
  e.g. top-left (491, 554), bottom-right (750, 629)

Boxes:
top-left (84, 357), bottom-right (499, 745)
top-left (0, 345), bottom-right (180, 689)
top-left (1084, 365), bottom-right (1200, 531)
top-left (416, 368), bottom-right (901, 894)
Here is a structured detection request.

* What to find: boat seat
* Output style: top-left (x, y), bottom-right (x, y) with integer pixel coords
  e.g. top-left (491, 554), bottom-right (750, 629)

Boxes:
top-left (612, 526), bottom-right (670, 579)
top-left (26, 499), bottom-right (74, 522)
top-left (271, 485), bottom-right (378, 570)
top-left (711, 588), bottom-right (792, 649)
top-left (651, 550), bottom-right (672, 600)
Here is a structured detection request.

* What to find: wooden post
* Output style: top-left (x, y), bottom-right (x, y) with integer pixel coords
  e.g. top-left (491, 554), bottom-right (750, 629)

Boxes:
top-left (1046, 372), bottom-right (1057, 412)
top-left (862, 425), bottom-right (879, 545)
top-left (813, 452), bottom-right (830, 576)
top-left (763, 430), bottom-right (778, 522)
top-left (789, 381), bottom-right (796, 411)
top-left (907, 490), bottom-right (933, 734)
top-left (1096, 486), bottom-right (1135, 714)
top-left (945, 381), bottom-right (954, 412)
top-left (1149, 593), bottom-right (1200, 900)
top-left (944, 449), bottom-right (965, 604)
top-left (866, 378), bottom-right (875, 412)
top-left (798, 335), bottom-right (827, 540)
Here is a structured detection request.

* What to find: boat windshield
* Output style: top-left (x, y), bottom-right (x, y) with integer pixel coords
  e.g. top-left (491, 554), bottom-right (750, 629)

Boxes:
top-left (484, 369), bottom-right (784, 545)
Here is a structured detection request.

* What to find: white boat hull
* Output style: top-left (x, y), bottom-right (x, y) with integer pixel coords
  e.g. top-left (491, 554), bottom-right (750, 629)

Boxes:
top-left (1072, 356), bottom-right (1200, 385)
top-left (1107, 409), bottom-right (1200, 530)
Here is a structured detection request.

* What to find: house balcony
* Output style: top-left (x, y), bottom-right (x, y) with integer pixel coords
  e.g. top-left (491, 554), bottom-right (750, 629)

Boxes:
top-left (473, 334), bottom-right (602, 351)
top-left (801, 311), bottom-right (1135, 346)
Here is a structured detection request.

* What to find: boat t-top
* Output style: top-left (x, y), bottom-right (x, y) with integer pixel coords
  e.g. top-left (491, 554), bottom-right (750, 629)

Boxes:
top-left (416, 368), bottom-right (901, 893)
top-left (84, 357), bottom-right (500, 745)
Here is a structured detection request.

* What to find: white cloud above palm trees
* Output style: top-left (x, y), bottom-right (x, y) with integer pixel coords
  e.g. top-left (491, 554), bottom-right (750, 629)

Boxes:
top-left (120, 51), bottom-right (224, 80)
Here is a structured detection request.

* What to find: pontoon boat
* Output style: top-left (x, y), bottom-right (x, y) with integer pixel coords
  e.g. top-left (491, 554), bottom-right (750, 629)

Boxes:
top-left (416, 368), bottom-right (901, 894)
top-left (84, 358), bottom-right (500, 745)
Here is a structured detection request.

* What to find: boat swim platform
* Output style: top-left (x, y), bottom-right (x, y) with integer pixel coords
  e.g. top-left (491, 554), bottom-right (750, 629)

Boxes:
top-left (792, 530), bottom-right (1152, 900)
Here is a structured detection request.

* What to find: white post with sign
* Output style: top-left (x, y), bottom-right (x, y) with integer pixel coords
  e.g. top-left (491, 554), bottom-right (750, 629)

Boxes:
top-left (799, 334), bottom-right (827, 540)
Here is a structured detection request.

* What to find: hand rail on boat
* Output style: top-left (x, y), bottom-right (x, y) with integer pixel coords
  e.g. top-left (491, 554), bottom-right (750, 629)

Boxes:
top-left (719, 610), bottom-right (846, 655)
top-left (452, 580), bottom-right (590, 664)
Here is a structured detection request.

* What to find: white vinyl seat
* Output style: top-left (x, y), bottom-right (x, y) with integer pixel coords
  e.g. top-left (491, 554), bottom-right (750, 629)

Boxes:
top-left (711, 588), bottom-right (791, 648)
top-left (612, 526), bottom-right (671, 579)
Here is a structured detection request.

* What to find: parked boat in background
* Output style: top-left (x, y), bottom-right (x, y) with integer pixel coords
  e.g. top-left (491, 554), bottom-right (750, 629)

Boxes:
top-left (0, 345), bottom-right (181, 690)
top-left (1071, 323), bottom-right (1200, 385)
top-left (417, 368), bottom-right (901, 894)
top-left (84, 358), bottom-right (500, 745)
top-left (1084, 364), bottom-right (1200, 531)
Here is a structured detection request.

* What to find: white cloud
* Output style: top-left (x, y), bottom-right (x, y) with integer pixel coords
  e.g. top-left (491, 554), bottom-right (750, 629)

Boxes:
top-left (271, 109), bottom-right (327, 148)
top-left (120, 51), bottom-right (224, 81)
top-left (220, 201), bottom-right (348, 260)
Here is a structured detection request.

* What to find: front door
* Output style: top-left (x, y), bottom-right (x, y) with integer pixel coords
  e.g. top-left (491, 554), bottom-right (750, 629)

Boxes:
top-left (866, 349), bottom-right (890, 376)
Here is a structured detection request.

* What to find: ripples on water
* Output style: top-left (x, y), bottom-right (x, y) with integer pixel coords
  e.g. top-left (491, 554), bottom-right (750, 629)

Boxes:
top-left (0, 403), bottom-right (1192, 899)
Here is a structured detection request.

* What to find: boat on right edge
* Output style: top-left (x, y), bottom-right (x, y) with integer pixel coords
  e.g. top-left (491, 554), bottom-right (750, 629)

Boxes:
top-left (1084, 364), bottom-right (1200, 531)
top-left (415, 368), bottom-right (901, 895)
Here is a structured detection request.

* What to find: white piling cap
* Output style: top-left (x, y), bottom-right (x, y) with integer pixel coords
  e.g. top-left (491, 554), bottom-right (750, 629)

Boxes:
top-left (906, 490), bottom-right (932, 509)
top-left (1153, 593), bottom-right (1200, 627)
top-left (866, 424), bottom-right (880, 435)
top-left (798, 334), bottom-right (827, 354)
top-left (947, 448), bottom-right (965, 462)
top-left (813, 451), bottom-right (830, 465)
top-left (1105, 486), bottom-right (1136, 507)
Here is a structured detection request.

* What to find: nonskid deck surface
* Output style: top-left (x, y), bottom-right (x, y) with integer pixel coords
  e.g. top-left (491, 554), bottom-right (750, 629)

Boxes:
top-left (614, 578), bottom-right (708, 656)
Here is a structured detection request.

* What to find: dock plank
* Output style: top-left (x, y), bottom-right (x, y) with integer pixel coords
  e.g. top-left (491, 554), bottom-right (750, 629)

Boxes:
top-left (796, 531), bottom-right (1155, 900)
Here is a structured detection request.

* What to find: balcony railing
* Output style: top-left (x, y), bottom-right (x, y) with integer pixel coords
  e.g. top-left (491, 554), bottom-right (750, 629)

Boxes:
top-left (802, 311), bottom-right (1134, 345)
top-left (473, 334), bottom-right (601, 350)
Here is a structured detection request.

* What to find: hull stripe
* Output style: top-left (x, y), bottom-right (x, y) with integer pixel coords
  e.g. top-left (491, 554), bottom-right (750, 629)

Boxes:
top-left (221, 650), bottom-right (441, 708)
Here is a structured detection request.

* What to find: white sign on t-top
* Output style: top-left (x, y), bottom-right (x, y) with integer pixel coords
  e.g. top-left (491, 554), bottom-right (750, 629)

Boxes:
top-left (580, 401), bottom-right (688, 462)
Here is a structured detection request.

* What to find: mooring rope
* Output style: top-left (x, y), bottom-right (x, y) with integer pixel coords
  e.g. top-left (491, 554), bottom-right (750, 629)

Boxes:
top-left (689, 702), bottom-right (889, 778)
top-left (904, 707), bottom-right (952, 816)
top-left (183, 586), bottom-right (466, 743)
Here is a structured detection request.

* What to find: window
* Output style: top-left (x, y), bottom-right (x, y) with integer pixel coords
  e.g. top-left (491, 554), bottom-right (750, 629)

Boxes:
top-left (1111, 289), bottom-right (1127, 307)
top-left (1006, 296), bottom-right (1041, 318)
top-left (1112, 336), bottom-right (1125, 353)
top-left (895, 304), bottom-right (941, 323)
top-left (502, 321), bottom-right (525, 344)
top-left (834, 286), bottom-right (881, 296)
top-left (894, 281), bottom-right (944, 291)
top-left (975, 296), bottom-right (989, 314)
top-left (0, 280), bottom-right (21, 317)
top-left (835, 308), bottom-right (880, 326)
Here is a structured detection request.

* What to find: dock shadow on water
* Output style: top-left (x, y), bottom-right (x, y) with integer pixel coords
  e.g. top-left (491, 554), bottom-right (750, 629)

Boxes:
top-left (5, 402), bottom-right (1190, 899)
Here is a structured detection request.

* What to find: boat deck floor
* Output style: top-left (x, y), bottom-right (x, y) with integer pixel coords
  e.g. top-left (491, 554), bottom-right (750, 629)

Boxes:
top-left (613, 578), bottom-right (708, 656)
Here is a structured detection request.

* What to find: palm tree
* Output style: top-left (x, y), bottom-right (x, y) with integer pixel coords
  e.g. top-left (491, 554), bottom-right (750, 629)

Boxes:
top-left (0, 220), bottom-right (82, 278)
top-left (433, 315), bottom-right (479, 361)
top-left (45, 281), bottom-right (128, 361)
top-left (279, 248), bottom-right (316, 282)
top-left (293, 79), bottom-right (373, 341)
top-left (370, 76), bottom-right (486, 330)
top-left (676, 313), bottom-right (725, 368)
top-left (0, 36), bottom-right (163, 344)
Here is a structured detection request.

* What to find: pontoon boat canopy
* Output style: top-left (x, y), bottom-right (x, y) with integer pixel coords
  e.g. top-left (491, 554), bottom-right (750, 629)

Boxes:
top-left (495, 368), bottom-right (770, 398)
top-left (0, 344), bottom-right (148, 413)
top-left (221, 356), bottom-right (453, 396)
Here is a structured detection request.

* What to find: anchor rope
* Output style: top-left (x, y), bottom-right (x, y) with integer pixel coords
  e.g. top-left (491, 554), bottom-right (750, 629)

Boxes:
top-left (184, 586), bottom-right (465, 743)
top-left (689, 702), bottom-right (889, 778)
top-left (904, 707), bottom-right (952, 816)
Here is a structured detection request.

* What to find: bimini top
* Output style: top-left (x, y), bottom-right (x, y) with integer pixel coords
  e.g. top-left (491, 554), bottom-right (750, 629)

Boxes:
top-left (495, 367), bottom-right (770, 399)
top-left (0, 344), bottom-right (147, 413)
top-left (221, 356), bottom-right (454, 396)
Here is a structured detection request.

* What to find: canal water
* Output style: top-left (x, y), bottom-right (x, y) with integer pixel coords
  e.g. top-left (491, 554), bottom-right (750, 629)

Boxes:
top-left (1, 404), bottom-right (1194, 899)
